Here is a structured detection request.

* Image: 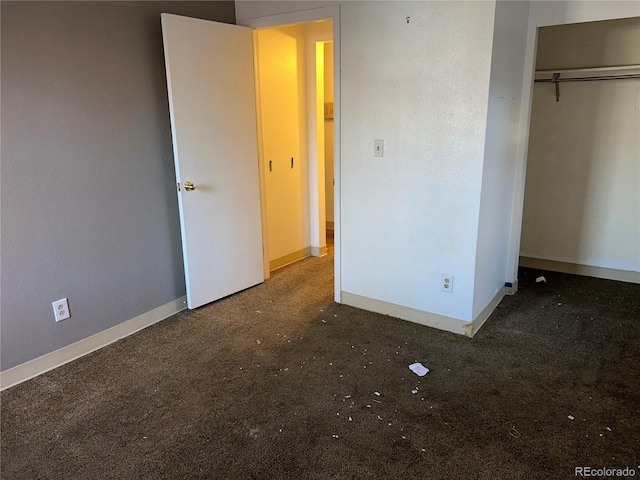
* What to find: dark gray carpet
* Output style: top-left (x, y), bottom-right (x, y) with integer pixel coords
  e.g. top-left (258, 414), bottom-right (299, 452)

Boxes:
top-left (2, 249), bottom-right (639, 479)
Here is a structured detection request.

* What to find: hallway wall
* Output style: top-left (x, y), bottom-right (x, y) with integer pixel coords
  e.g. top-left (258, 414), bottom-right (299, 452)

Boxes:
top-left (324, 42), bottom-right (335, 228)
top-left (256, 25), bottom-right (310, 265)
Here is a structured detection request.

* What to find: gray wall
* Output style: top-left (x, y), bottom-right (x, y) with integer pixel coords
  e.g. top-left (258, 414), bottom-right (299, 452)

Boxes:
top-left (1, 1), bottom-right (236, 371)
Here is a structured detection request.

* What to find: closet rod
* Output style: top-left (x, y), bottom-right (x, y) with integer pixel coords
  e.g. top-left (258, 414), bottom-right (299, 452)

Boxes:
top-left (534, 73), bottom-right (640, 102)
top-left (534, 74), bottom-right (640, 83)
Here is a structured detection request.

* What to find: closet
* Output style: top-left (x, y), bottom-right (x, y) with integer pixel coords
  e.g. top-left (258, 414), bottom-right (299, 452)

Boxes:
top-left (520, 17), bottom-right (640, 283)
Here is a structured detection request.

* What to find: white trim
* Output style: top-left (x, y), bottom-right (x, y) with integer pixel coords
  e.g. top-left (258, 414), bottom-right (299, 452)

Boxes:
top-left (342, 292), bottom-right (470, 336)
top-left (520, 252), bottom-right (639, 273)
top-left (239, 6), bottom-right (338, 30)
top-left (520, 256), bottom-right (640, 284)
top-left (305, 25), bottom-right (331, 260)
top-left (311, 245), bottom-right (328, 257)
top-left (332, 8), bottom-right (342, 304)
top-left (464, 288), bottom-right (505, 338)
top-left (251, 31), bottom-right (271, 281)
top-left (240, 6), bottom-right (342, 304)
top-left (342, 289), bottom-right (504, 337)
top-left (0, 296), bottom-right (187, 391)
top-left (506, 5), bottom-right (537, 289)
top-left (342, 290), bottom-right (504, 338)
top-left (269, 247), bottom-right (312, 271)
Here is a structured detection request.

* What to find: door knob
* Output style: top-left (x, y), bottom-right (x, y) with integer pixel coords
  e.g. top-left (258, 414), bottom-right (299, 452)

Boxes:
top-left (183, 181), bottom-right (196, 191)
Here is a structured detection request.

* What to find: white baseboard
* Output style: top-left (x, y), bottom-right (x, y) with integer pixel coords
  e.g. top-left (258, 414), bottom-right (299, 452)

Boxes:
top-left (311, 245), bottom-right (328, 257)
top-left (342, 289), bottom-right (505, 338)
top-left (341, 292), bottom-right (465, 336)
top-left (505, 279), bottom-right (519, 295)
top-left (464, 288), bottom-right (505, 338)
top-left (269, 247), bottom-right (311, 271)
top-left (0, 296), bottom-right (187, 391)
top-left (519, 256), bottom-right (640, 284)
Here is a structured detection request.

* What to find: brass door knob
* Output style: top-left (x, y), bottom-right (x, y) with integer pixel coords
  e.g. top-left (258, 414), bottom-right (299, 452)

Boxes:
top-left (183, 181), bottom-right (196, 191)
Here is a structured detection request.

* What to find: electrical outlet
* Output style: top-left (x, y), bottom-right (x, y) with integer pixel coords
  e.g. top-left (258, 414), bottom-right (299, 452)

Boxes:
top-left (441, 274), bottom-right (454, 293)
top-left (52, 298), bottom-right (71, 322)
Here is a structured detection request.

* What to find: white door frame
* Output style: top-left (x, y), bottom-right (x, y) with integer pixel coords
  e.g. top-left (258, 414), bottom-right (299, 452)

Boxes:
top-left (240, 6), bottom-right (342, 303)
top-left (505, 2), bottom-right (639, 290)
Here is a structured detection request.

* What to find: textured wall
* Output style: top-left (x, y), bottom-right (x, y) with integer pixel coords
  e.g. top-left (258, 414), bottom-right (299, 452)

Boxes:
top-left (338, 1), bottom-right (495, 322)
top-left (473, 0), bottom-right (530, 317)
top-left (1, 1), bottom-right (235, 370)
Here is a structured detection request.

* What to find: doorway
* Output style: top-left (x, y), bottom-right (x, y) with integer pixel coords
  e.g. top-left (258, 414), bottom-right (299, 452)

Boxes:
top-left (161, 8), bottom-right (342, 310)
top-left (253, 21), bottom-right (334, 277)
top-left (240, 7), bottom-right (341, 303)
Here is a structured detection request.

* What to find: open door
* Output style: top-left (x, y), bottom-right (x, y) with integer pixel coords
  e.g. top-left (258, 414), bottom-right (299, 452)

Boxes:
top-left (161, 14), bottom-right (264, 309)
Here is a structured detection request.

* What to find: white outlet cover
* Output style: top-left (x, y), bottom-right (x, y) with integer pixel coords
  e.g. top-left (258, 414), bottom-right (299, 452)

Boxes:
top-left (52, 298), bottom-right (71, 322)
top-left (441, 274), bottom-right (454, 293)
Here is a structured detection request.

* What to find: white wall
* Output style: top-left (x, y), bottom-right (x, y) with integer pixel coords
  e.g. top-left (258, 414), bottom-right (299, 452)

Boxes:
top-left (340, 1), bottom-right (497, 323)
top-left (473, 0), bottom-right (530, 317)
top-left (324, 42), bottom-right (335, 226)
top-left (520, 18), bottom-right (640, 274)
top-left (256, 25), bottom-right (310, 262)
top-left (239, 1), bottom-right (498, 324)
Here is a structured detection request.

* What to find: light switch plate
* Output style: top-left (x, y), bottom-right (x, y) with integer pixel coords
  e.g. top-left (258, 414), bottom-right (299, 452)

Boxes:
top-left (374, 139), bottom-right (384, 157)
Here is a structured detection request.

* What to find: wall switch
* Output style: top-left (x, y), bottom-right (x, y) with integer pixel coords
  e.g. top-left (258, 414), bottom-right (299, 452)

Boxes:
top-left (441, 274), bottom-right (454, 293)
top-left (374, 139), bottom-right (384, 157)
top-left (52, 298), bottom-right (71, 322)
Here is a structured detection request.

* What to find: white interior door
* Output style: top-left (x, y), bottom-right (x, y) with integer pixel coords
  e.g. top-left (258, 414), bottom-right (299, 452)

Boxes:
top-left (161, 14), bottom-right (264, 309)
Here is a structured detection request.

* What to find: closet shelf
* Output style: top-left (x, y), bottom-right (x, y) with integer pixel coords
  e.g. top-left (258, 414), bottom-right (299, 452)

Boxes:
top-left (535, 64), bottom-right (640, 75)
